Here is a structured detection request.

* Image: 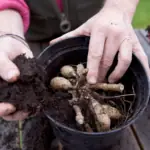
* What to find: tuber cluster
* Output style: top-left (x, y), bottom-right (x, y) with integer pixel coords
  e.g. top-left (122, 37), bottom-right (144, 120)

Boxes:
top-left (50, 64), bottom-right (127, 132)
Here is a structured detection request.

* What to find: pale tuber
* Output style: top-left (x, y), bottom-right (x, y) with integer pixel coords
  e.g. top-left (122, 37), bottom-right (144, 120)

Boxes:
top-left (102, 105), bottom-right (122, 119)
top-left (73, 105), bottom-right (84, 125)
top-left (77, 64), bottom-right (85, 77)
top-left (90, 83), bottom-right (124, 93)
top-left (98, 114), bottom-right (111, 131)
top-left (60, 65), bottom-right (76, 78)
top-left (50, 77), bottom-right (73, 90)
top-left (90, 98), bottom-right (111, 131)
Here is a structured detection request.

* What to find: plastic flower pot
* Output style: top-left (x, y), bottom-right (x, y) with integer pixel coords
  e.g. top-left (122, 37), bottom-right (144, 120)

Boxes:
top-left (37, 36), bottom-right (150, 150)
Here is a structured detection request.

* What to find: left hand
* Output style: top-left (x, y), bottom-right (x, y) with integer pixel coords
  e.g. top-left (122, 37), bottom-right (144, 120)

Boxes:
top-left (50, 7), bottom-right (150, 84)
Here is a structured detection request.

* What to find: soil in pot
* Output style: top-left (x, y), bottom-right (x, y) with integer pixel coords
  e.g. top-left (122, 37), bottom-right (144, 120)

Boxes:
top-left (48, 63), bottom-right (136, 132)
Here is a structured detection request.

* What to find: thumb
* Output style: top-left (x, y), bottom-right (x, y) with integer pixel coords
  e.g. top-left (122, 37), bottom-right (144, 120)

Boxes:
top-left (50, 24), bottom-right (89, 44)
top-left (0, 52), bottom-right (20, 82)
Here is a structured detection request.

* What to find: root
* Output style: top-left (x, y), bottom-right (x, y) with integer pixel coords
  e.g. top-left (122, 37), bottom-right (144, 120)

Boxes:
top-left (90, 83), bottom-right (124, 93)
top-left (50, 64), bottom-right (135, 133)
top-left (92, 91), bottom-right (135, 100)
top-left (90, 98), bottom-right (111, 131)
top-left (73, 105), bottom-right (84, 125)
top-left (84, 123), bottom-right (93, 132)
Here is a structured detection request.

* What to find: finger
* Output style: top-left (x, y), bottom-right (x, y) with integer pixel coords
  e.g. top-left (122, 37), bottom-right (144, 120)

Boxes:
top-left (50, 25), bottom-right (88, 44)
top-left (22, 47), bottom-right (33, 59)
top-left (133, 46), bottom-right (150, 77)
top-left (98, 35), bottom-right (120, 82)
top-left (0, 52), bottom-right (20, 82)
top-left (0, 103), bottom-right (16, 116)
top-left (87, 28), bottom-right (106, 84)
top-left (108, 39), bottom-right (132, 83)
top-left (2, 111), bottom-right (29, 121)
top-left (130, 27), bottom-right (150, 77)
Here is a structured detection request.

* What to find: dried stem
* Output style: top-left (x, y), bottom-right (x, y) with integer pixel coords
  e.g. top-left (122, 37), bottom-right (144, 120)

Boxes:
top-left (92, 92), bottom-right (135, 100)
top-left (73, 105), bottom-right (84, 125)
top-left (90, 83), bottom-right (124, 93)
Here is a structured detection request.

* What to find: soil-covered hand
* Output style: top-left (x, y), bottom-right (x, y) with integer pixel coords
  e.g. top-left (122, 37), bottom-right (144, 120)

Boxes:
top-left (0, 37), bottom-right (33, 121)
top-left (50, 7), bottom-right (150, 84)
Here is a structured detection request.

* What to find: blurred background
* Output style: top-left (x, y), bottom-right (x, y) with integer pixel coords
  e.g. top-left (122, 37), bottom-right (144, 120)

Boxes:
top-left (133, 0), bottom-right (150, 28)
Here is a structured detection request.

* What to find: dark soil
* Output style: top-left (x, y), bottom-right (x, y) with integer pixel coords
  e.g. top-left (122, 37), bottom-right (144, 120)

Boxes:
top-left (0, 55), bottom-right (50, 114)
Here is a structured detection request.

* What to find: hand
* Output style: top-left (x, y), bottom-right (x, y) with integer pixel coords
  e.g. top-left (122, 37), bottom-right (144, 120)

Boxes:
top-left (50, 7), bottom-right (150, 84)
top-left (0, 36), bottom-right (33, 121)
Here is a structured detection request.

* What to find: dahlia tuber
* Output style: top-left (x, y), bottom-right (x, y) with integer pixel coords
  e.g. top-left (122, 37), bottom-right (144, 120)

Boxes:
top-left (90, 83), bottom-right (124, 93)
top-left (77, 64), bottom-right (85, 77)
top-left (73, 105), bottom-right (84, 125)
top-left (60, 65), bottom-right (76, 78)
top-left (102, 105), bottom-right (122, 119)
top-left (90, 99), bottom-right (111, 131)
top-left (50, 77), bottom-right (73, 90)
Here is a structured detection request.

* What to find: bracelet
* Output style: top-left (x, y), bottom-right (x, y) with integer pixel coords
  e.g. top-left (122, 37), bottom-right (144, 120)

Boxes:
top-left (0, 33), bottom-right (30, 49)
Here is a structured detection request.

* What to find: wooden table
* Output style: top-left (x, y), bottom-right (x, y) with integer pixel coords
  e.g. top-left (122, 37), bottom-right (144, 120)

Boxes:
top-left (0, 29), bottom-right (150, 150)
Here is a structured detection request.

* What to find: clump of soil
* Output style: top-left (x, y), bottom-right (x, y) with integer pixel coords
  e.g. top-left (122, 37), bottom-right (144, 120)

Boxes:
top-left (0, 55), bottom-right (50, 114)
top-left (48, 64), bottom-right (136, 132)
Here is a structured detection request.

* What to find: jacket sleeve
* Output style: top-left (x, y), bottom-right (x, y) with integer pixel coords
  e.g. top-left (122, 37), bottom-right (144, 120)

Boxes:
top-left (0, 0), bottom-right (30, 33)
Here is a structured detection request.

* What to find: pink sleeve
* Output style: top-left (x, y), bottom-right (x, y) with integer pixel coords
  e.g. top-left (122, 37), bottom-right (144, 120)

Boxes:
top-left (0, 0), bottom-right (30, 33)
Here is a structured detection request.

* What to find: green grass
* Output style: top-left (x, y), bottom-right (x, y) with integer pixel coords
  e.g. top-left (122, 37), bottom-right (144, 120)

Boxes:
top-left (132, 0), bottom-right (150, 28)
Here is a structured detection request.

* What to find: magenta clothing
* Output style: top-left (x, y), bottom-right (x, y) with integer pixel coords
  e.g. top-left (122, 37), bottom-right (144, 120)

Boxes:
top-left (0, 0), bottom-right (63, 33)
top-left (56, 0), bottom-right (63, 12)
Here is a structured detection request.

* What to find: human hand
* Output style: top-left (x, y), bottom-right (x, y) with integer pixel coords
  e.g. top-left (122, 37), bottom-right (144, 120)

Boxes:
top-left (0, 36), bottom-right (33, 121)
top-left (50, 7), bottom-right (150, 84)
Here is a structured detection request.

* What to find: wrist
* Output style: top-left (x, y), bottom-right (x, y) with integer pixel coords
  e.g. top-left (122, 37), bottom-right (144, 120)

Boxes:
top-left (103, 0), bottom-right (139, 23)
top-left (0, 10), bottom-right (24, 37)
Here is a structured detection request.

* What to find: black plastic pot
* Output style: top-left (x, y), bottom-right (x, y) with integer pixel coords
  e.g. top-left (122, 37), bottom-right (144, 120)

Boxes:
top-left (37, 36), bottom-right (150, 150)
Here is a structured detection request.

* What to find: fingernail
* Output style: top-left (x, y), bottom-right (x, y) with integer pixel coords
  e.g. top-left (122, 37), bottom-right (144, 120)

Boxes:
top-left (25, 51), bottom-right (33, 59)
top-left (7, 70), bottom-right (19, 82)
top-left (88, 76), bottom-right (97, 84)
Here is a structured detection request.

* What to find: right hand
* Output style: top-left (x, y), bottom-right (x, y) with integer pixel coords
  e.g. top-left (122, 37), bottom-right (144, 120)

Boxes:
top-left (0, 36), bottom-right (33, 121)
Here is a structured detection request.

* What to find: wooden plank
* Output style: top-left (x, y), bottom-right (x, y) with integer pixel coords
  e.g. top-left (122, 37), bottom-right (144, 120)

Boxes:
top-left (132, 103), bottom-right (150, 150)
top-left (109, 128), bottom-right (140, 150)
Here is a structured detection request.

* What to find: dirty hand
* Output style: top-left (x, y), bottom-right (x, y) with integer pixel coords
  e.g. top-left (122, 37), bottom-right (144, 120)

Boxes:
top-left (0, 36), bottom-right (33, 121)
top-left (50, 7), bottom-right (150, 84)
top-left (0, 10), bottom-right (33, 121)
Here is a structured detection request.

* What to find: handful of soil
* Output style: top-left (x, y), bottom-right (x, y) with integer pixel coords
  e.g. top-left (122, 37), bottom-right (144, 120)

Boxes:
top-left (49, 64), bottom-right (136, 132)
top-left (0, 55), bottom-right (50, 115)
